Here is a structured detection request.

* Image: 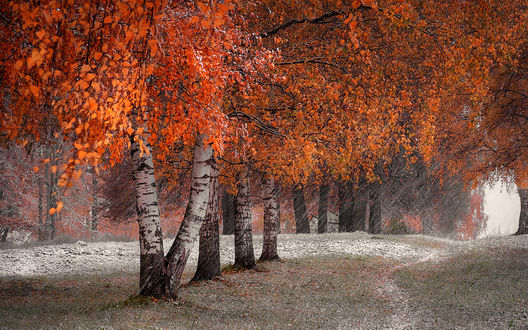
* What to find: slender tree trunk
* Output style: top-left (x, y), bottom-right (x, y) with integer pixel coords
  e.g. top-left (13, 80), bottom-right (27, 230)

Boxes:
top-left (221, 191), bottom-right (235, 235)
top-left (338, 182), bottom-right (354, 232)
top-left (130, 136), bottom-right (166, 298)
top-left (49, 168), bottom-right (58, 240)
top-left (260, 175), bottom-right (280, 261)
top-left (91, 166), bottom-right (98, 239)
top-left (37, 175), bottom-right (43, 241)
top-left (364, 189), bottom-right (370, 232)
top-left (0, 226), bottom-right (8, 243)
top-left (44, 154), bottom-right (58, 240)
top-left (318, 184), bottom-right (329, 233)
top-left (352, 183), bottom-right (367, 232)
top-left (192, 158), bottom-right (221, 281)
top-left (293, 186), bottom-right (310, 233)
top-left (163, 133), bottom-right (213, 297)
top-left (234, 166), bottom-right (256, 268)
top-left (369, 183), bottom-right (382, 234)
top-left (277, 196), bottom-right (281, 234)
top-left (515, 187), bottom-right (528, 235)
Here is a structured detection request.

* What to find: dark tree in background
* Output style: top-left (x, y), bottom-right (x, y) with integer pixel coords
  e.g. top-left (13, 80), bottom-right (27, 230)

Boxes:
top-left (222, 191), bottom-right (235, 235)
top-left (99, 156), bottom-right (136, 225)
top-left (368, 182), bottom-right (382, 234)
top-left (383, 153), bottom-right (474, 236)
top-left (338, 182), bottom-right (354, 232)
top-left (515, 187), bottom-right (528, 235)
top-left (318, 184), bottom-right (329, 233)
top-left (293, 186), bottom-right (309, 233)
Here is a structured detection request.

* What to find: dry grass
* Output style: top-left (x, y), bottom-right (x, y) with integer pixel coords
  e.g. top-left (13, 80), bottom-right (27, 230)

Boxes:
top-left (1, 234), bottom-right (527, 329)
top-left (393, 246), bottom-right (528, 329)
top-left (0, 255), bottom-right (398, 329)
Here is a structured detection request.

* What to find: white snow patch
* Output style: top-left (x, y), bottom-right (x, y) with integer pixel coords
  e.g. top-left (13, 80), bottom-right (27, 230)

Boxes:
top-left (0, 233), bottom-right (443, 278)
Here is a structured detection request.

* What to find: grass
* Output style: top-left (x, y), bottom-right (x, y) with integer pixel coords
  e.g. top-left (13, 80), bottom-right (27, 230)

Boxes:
top-left (2, 236), bottom-right (527, 328)
top-left (392, 246), bottom-right (528, 328)
top-left (0, 255), bottom-right (396, 329)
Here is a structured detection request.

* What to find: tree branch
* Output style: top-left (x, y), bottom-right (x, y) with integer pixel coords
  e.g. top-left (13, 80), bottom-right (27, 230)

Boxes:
top-left (260, 11), bottom-right (342, 38)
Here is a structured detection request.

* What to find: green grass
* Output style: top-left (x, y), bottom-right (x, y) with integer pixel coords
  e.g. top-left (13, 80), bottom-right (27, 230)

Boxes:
top-left (393, 246), bottom-right (528, 328)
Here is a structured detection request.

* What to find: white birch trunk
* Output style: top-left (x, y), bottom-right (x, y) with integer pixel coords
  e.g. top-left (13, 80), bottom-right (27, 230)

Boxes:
top-left (164, 133), bottom-right (212, 297)
top-left (234, 166), bottom-right (256, 268)
top-left (192, 159), bottom-right (221, 281)
top-left (259, 175), bottom-right (280, 261)
top-left (130, 136), bottom-right (165, 297)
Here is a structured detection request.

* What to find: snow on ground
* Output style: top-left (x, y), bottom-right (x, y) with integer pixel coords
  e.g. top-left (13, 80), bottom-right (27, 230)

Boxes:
top-left (1, 232), bottom-right (525, 278)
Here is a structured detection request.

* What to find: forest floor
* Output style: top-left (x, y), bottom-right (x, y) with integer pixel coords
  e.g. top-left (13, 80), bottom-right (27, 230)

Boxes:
top-left (1, 232), bottom-right (527, 329)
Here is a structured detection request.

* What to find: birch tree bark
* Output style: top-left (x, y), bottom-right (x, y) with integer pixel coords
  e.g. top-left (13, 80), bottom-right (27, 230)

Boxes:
top-left (130, 135), bottom-right (166, 297)
top-left (260, 175), bottom-right (280, 261)
top-left (293, 186), bottom-right (310, 234)
top-left (164, 133), bottom-right (213, 297)
top-left (318, 184), bottom-right (329, 234)
top-left (0, 226), bottom-right (8, 243)
top-left (515, 187), bottom-right (528, 235)
top-left (234, 166), bottom-right (256, 268)
top-left (192, 158), bottom-right (221, 281)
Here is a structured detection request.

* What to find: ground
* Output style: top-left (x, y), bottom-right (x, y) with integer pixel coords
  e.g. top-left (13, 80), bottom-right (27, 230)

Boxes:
top-left (1, 232), bottom-right (527, 329)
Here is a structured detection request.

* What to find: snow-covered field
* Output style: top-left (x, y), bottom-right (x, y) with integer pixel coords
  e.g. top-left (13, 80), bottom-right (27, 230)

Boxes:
top-left (2, 232), bottom-right (528, 329)
top-left (2, 232), bottom-right (526, 279)
top-left (0, 232), bottom-right (447, 278)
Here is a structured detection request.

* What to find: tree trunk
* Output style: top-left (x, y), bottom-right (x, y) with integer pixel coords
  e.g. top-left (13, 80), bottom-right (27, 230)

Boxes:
top-left (234, 166), bottom-right (256, 268)
top-left (338, 182), bottom-right (354, 232)
top-left (90, 166), bottom-right (99, 239)
top-left (37, 175), bottom-right (43, 241)
top-left (364, 189), bottom-right (370, 232)
top-left (293, 186), bottom-right (310, 234)
top-left (0, 226), bottom-right (8, 243)
top-left (130, 136), bottom-right (166, 298)
top-left (318, 184), bottom-right (329, 233)
top-left (260, 175), bottom-right (280, 261)
top-left (49, 168), bottom-right (58, 240)
top-left (163, 133), bottom-right (213, 297)
top-left (221, 191), bottom-right (235, 235)
top-left (192, 158), bottom-right (221, 281)
top-left (515, 187), bottom-right (528, 235)
top-left (277, 196), bottom-right (281, 234)
top-left (44, 152), bottom-right (58, 241)
top-left (352, 183), bottom-right (367, 232)
top-left (369, 183), bottom-right (382, 234)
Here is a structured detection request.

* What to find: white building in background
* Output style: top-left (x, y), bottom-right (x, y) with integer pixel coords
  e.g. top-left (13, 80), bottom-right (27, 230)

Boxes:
top-left (480, 179), bottom-right (520, 238)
